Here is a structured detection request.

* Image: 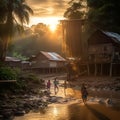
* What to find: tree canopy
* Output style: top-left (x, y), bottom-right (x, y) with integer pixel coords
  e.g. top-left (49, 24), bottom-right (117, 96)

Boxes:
top-left (64, 0), bottom-right (86, 19)
top-left (0, 0), bottom-right (33, 61)
top-left (87, 0), bottom-right (120, 33)
top-left (64, 0), bottom-right (120, 33)
top-left (8, 23), bottom-right (63, 59)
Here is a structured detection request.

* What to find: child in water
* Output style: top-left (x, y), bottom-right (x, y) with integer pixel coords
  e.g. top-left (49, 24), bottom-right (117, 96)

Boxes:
top-left (53, 78), bottom-right (59, 94)
top-left (81, 83), bottom-right (88, 104)
top-left (47, 80), bottom-right (51, 92)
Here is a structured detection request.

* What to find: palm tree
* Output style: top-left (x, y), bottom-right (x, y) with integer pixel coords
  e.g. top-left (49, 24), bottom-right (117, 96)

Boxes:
top-left (0, 0), bottom-right (33, 61)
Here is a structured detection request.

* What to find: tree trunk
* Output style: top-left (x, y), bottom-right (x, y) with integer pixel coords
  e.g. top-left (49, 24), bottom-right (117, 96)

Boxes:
top-left (0, 37), bottom-right (9, 62)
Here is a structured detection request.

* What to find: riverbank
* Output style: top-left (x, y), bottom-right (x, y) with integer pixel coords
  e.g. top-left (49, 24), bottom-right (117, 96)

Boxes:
top-left (0, 73), bottom-right (120, 120)
top-left (69, 76), bottom-right (120, 99)
top-left (13, 74), bottom-right (120, 120)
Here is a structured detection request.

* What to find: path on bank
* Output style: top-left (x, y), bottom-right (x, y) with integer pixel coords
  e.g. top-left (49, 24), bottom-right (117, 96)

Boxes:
top-left (14, 78), bottom-right (120, 120)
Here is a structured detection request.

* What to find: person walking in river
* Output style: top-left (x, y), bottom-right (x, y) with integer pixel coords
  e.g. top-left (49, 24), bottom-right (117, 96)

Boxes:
top-left (81, 83), bottom-right (88, 104)
top-left (47, 80), bottom-right (51, 92)
top-left (53, 78), bottom-right (59, 95)
top-left (64, 80), bottom-right (67, 96)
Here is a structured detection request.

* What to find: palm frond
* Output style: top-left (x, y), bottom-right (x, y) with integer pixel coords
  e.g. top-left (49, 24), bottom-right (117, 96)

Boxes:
top-left (22, 4), bottom-right (33, 15)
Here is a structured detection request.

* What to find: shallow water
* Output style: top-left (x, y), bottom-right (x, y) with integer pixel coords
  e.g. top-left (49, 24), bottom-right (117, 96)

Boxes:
top-left (14, 103), bottom-right (70, 120)
top-left (14, 79), bottom-right (120, 120)
top-left (14, 101), bottom-right (120, 120)
top-left (14, 79), bottom-right (81, 120)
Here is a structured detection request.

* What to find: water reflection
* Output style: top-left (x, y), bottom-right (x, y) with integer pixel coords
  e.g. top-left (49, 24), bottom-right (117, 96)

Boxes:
top-left (39, 108), bottom-right (47, 114)
top-left (53, 105), bottom-right (58, 116)
top-left (14, 83), bottom-right (120, 120)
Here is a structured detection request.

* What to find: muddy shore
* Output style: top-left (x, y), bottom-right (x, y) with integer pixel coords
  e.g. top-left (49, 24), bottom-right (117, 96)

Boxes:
top-left (0, 74), bottom-right (120, 119)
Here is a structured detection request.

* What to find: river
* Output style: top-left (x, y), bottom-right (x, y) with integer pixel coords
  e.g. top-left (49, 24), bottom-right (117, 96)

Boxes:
top-left (14, 78), bottom-right (120, 120)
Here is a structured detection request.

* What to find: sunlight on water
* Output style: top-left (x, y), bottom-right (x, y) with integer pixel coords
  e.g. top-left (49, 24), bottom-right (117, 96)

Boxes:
top-left (53, 106), bottom-right (58, 116)
top-left (14, 80), bottom-right (120, 120)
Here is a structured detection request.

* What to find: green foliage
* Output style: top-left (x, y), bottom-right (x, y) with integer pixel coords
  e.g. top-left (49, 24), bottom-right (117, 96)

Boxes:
top-left (0, 67), bottom-right (17, 80)
top-left (0, 62), bottom-right (6, 67)
top-left (13, 51), bottom-right (28, 60)
top-left (64, 0), bottom-right (86, 19)
top-left (27, 73), bottom-right (38, 81)
top-left (20, 73), bottom-right (43, 84)
top-left (8, 24), bottom-right (62, 57)
top-left (13, 72), bottom-right (45, 92)
top-left (0, 0), bottom-right (7, 22)
top-left (0, 0), bottom-right (33, 61)
top-left (87, 0), bottom-right (120, 33)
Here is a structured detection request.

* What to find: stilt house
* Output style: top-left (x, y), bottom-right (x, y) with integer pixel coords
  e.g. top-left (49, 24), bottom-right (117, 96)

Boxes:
top-left (61, 19), bottom-right (120, 77)
top-left (5, 56), bottom-right (21, 68)
top-left (87, 30), bottom-right (120, 76)
top-left (29, 51), bottom-right (66, 73)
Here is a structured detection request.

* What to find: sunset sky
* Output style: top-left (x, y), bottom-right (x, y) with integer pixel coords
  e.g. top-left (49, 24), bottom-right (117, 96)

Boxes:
top-left (26, 0), bottom-right (70, 26)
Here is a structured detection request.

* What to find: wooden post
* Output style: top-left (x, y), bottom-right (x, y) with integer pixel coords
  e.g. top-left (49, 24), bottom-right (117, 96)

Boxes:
top-left (87, 64), bottom-right (90, 76)
top-left (94, 55), bottom-right (97, 76)
top-left (95, 63), bottom-right (97, 76)
top-left (56, 67), bottom-right (57, 73)
top-left (110, 47), bottom-right (114, 77)
top-left (101, 64), bottom-right (103, 76)
top-left (110, 62), bottom-right (112, 77)
top-left (48, 68), bottom-right (50, 74)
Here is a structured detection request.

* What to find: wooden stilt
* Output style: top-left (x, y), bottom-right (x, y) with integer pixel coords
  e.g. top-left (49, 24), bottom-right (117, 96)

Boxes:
top-left (87, 64), bottom-right (90, 76)
top-left (56, 68), bottom-right (57, 73)
top-left (101, 64), bottom-right (103, 76)
top-left (95, 63), bottom-right (97, 76)
top-left (110, 63), bottom-right (112, 77)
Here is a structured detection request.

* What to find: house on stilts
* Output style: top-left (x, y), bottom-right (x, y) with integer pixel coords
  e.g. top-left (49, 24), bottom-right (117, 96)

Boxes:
top-left (29, 51), bottom-right (66, 74)
top-left (61, 19), bottom-right (120, 77)
top-left (87, 30), bottom-right (120, 77)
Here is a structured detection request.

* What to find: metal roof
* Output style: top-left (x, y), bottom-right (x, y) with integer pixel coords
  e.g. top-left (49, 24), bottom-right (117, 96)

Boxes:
top-left (41, 51), bottom-right (66, 61)
top-left (5, 57), bottom-right (21, 62)
top-left (103, 31), bottom-right (120, 43)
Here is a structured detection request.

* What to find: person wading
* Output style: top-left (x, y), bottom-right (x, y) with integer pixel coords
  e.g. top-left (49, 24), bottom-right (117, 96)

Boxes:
top-left (47, 80), bottom-right (51, 92)
top-left (64, 80), bottom-right (67, 96)
top-left (53, 78), bottom-right (59, 95)
top-left (81, 83), bottom-right (88, 104)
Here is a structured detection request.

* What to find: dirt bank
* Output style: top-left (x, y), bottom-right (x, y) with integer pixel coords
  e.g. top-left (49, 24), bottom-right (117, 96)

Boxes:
top-left (68, 76), bottom-right (120, 100)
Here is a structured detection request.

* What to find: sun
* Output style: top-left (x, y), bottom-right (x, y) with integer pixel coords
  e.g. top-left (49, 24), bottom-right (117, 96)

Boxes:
top-left (29, 17), bottom-right (63, 32)
top-left (49, 24), bottom-right (57, 32)
top-left (42, 17), bottom-right (60, 32)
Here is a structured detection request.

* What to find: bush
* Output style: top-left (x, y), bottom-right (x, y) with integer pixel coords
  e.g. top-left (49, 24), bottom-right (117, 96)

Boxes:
top-left (19, 73), bottom-right (45, 86)
top-left (0, 67), bottom-right (17, 80)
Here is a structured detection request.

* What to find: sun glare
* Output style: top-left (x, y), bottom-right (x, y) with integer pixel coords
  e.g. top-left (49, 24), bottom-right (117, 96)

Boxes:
top-left (29, 17), bottom-right (63, 32)
top-left (46, 18), bottom-right (59, 32)
top-left (49, 24), bottom-right (57, 32)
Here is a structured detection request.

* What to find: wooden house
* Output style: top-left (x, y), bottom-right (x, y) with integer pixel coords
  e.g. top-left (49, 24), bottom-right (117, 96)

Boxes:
top-left (87, 30), bottom-right (120, 76)
top-left (60, 19), bottom-right (120, 77)
top-left (21, 61), bottom-right (31, 70)
top-left (29, 51), bottom-right (66, 73)
top-left (5, 56), bottom-right (21, 68)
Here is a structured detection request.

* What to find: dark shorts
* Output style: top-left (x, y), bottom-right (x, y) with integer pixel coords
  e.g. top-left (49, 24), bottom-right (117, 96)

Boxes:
top-left (82, 95), bottom-right (87, 99)
top-left (47, 86), bottom-right (50, 89)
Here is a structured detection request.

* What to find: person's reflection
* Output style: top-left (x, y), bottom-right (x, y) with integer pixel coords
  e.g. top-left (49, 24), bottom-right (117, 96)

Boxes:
top-left (64, 80), bottom-right (67, 96)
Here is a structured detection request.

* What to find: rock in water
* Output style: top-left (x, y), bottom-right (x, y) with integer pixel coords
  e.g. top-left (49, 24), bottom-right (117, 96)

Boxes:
top-left (106, 98), bottom-right (113, 106)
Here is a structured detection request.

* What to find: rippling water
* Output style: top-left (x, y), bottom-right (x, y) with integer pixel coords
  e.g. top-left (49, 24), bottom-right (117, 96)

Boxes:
top-left (14, 80), bottom-right (75, 120)
top-left (14, 103), bottom-right (70, 120)
top-left (14, 80), bottom-right (120, 120)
